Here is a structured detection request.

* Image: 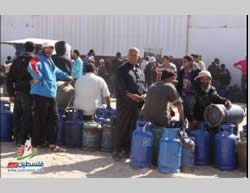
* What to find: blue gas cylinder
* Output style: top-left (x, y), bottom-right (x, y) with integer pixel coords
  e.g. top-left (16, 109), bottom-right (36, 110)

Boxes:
top-left (180, 126), bottom-right (195, 173)
top-left (0, 101), bottom-right (13, 142)
top-left (64, 109), bottom-right (83, 148)
top-left (215, 123), bottom-right (237, 170)
top-left (158, 128), bottom-right (182, 173)
top-left (56, 106), bottom-right (65, 146)
top-left (130, 120), bottom-right (154, 169)
top-left (190, 121), bottom-right (210, 165)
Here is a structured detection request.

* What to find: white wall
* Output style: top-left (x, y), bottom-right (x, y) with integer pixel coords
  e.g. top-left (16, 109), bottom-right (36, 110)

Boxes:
top-left (1, 15), bottom-right (246, 86)
top-left (188, 15), bottom-right (246, 86)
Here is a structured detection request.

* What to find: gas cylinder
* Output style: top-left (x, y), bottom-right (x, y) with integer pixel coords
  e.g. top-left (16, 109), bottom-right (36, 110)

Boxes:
top-left (237, 128), bottom-right (247, 172)
top-left (151, 124), bottom-right (163, 166)
top-left (190, 121), bottom-right (210, 165)
top-left (64, 108), bottom-right (83, 148)
top-left (180, 126), bottom-right (195, 173)
top-left (204, 104), bottom-right (246, 128)
top-left (101, 118), bottom-right (113, 152)
top-left (82, 120), bottom-right (102, 151)
top-left (0, 101), bottom-right (13, 142)
top-left (56, 106), bottom-right (65, 146)
top-left (158, 128), bottom-right (182, 173)
top-left (130, 120), bottom-right (153, 169)
top-left (215, 123), bottom-right (237, 170)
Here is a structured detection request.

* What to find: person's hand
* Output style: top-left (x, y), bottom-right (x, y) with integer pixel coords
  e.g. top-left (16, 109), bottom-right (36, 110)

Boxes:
top-left (225, 100), bottom-right (232, 109)
top-left (9, 96), bottom-right (15, 103)
top-left (66, 76), bottom-right (73, 82)
top-left (30, 79), bottom-right (39, 85)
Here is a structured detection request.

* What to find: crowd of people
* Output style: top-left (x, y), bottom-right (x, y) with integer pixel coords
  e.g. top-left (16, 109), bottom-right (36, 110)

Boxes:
top-left (4, 40), bottom-right (246, 162)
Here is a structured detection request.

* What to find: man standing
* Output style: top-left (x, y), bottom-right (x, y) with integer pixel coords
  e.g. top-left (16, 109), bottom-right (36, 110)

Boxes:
top-left (113, 47), bottom-right (147, 161)
top-left (141, 70), bottom-right (184, 127)
top-left (208, 58), bottom-right (221, 90)
top-left (218, 64), bottom-right (231, 97)
top-left (27, 42), bottom-right (73, 151)
top-left (72, 49), bottom-right (83, 81)
top-left (233, 58), bottom-right (247, 97)
top-left (111, 52), bottom-right (123, 97)
top-left (74, 63), bottom-right (111, 120)
top-left (51, 41), bottom-right (72, 75)
top-left (177, 55), bottom-right (200, 123)
top-left (192, 54), bottom-right (206, 71)
top-left (6, 41), bottom-right (34, 147)
top-left (144, 56), bottom-right (157, 87)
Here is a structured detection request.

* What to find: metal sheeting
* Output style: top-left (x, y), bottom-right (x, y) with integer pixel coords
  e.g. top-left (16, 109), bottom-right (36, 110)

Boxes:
top-left (30, 15), bottom-right (188, 57)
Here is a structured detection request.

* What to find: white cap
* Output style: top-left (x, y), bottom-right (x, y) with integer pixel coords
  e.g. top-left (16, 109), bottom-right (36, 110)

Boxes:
top-left (42, 42), bottom-right (54, 48)
top-left (149, 56), bottom-right (156, 63)
top-left (195, 70), bottom-right (212, 80)
top-left (99, 59), bottom-right (104, 63)
top-left (88, 56), bottom-right (95, 61)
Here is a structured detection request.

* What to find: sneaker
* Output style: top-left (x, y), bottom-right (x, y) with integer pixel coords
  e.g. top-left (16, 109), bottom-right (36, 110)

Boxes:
top-left (112, 152), bottom-right (121, 161)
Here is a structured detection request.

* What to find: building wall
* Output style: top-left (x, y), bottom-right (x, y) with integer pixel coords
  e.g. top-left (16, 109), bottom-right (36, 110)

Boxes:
top-left (187, 15), bottom-right (246, 86)
top-left (1, 15), bottom-right (246, 86)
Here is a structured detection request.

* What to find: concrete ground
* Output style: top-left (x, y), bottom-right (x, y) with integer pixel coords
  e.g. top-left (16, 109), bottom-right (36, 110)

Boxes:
top-left (0, 87), bottom-right (247, 178)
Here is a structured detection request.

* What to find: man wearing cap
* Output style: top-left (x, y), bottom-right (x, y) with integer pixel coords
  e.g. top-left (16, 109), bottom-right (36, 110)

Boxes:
top-left (141, 70), bottom-right (184, 127)
top-left (193, 70), bottom-right (232, 126)
top-left (27, 42), bottom-right (73, 152)
top-left (7, 41), bottom-right (35, 147)
top-left (113, 47), bottom-right (147, 161)
top-left (192, 70), bottom-right (232, 164)
top-left (144, 56), bottom-right (157, 87)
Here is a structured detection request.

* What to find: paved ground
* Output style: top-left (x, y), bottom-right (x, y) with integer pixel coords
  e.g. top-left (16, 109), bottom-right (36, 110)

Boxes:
top-left (0, 87), bottom-right (247, 178)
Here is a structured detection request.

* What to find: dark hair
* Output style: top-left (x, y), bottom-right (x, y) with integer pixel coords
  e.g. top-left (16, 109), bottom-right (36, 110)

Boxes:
top-left (183, 55), bottom-right (193, 62)
top-left (88, 49), bottom-right (95, 56)
top-left (116, 52), bottom-right (121, 57)
top-left (85, 63), bottom-right (96, 73)
top-left (163, 55), bottom-right (170, 60)
top-left (24, 41), bottom-right (35, 52)
top-left (73, 49), bottom-right (80, 56)
top-left (161, 70), bottom-right (176, 81)
top-left (7, 56), bottom-right (11, 60)
top-left (221, 64), bottom-right (225, 68)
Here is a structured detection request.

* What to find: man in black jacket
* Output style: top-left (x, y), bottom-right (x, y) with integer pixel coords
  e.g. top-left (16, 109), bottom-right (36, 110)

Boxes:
top-left (193, 70), bottom-right (232, 125)
top-left (111, 52), bottom-right (123, 97)
top-left (192, 70), bottom-right (232, 164)
top-left (113, 47), bottom-right (147, 161)
top-left (6, 41), bottom-right (35, 146)
top-left (51, 41), bottom-right (72, 75)
top-left (177, 55), bottom-right (200, 123)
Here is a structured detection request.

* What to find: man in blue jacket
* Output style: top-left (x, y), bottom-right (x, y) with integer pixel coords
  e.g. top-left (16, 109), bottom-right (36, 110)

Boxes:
top-left (27, 42), bottom-right (73, 152)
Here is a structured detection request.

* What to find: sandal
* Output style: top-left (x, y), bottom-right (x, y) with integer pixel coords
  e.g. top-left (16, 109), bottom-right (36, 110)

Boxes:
top-left (48, 145), bottom-right (66, 153)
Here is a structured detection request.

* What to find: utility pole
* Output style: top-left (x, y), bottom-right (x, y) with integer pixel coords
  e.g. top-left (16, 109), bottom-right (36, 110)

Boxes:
top-left (185, 15), bottom-right (191, 55)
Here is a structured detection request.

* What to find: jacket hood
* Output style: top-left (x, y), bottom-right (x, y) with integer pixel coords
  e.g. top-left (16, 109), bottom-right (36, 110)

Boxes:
top-left (55, 41), bottom-right (66, 56)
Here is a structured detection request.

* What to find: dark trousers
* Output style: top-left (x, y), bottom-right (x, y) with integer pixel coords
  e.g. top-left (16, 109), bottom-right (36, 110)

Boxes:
top-left (113, 99), bottom-right (140, 153)
top-left (31, 95), bottom-right (58, 147)
top-left (14, 92), bottom-right (33, 145)
top-left (183, 94), bottom-right (196, 123)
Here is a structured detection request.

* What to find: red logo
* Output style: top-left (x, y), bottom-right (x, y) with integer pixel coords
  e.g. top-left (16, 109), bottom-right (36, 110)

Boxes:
top-left (7, 162), bottom-right (18, 168)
